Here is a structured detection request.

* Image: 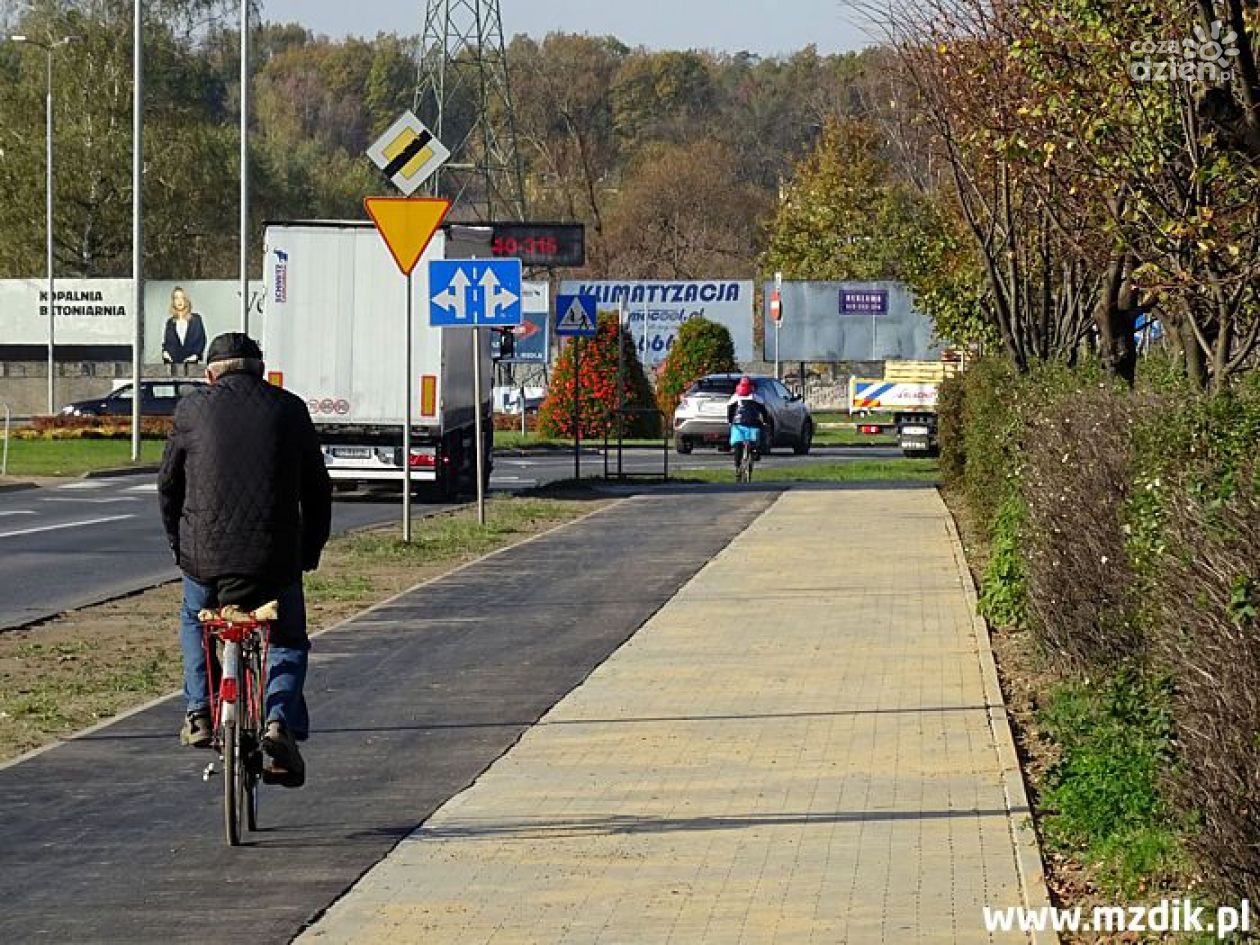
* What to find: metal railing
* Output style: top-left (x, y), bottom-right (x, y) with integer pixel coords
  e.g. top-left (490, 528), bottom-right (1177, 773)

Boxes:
top-left (603, 408), bottom-right (669, 482)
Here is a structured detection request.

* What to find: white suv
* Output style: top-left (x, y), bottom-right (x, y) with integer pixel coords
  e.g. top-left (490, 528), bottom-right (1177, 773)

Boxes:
top-left (672, 373), bottom-right (814, 455)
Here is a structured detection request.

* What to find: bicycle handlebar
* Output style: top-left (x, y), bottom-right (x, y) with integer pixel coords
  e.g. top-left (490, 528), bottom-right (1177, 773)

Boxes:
top-left (197, 600), bottom-right (279, 626)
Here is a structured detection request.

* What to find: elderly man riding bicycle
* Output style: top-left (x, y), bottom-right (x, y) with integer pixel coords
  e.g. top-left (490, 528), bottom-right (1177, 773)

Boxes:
top-left (158, 332), bottom-right (331, 787)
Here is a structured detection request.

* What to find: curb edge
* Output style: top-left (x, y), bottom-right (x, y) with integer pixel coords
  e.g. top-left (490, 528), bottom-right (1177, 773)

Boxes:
top-left (940, 492), bottom-right (1059, 945)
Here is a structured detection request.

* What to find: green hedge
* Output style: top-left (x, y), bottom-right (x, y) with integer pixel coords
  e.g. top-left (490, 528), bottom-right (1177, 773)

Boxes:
top-left (949, 355), bottom-right (1260, 902)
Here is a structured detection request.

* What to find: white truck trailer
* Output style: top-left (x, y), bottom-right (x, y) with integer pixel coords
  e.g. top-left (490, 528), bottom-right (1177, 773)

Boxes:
top-left (262, 221), bottom-right (492, 496)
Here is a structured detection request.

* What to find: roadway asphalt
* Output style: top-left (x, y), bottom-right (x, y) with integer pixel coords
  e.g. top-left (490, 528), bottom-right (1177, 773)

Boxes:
top-left (0, 490), bottom-right (774, 944)
top-left (0, 446), bottom-right (895, 631)
top-left (0, 478), bottom-right (406, 631)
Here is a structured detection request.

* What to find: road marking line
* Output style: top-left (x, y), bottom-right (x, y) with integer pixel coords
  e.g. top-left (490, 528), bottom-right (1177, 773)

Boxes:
top-left (126, 483), bottom-right (158, 492)
top-left (0, 510), bottom-right (37, 517)
top-left (54, 481), bottom-right (110, 491)
top-left (41, 497), bottom-right (140, 504)
top-left (0, 514), bottom-right (134, 540)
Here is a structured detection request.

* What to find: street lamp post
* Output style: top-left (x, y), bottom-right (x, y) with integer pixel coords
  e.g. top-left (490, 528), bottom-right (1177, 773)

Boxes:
top-left (10, 34), bottom-right (75, 415)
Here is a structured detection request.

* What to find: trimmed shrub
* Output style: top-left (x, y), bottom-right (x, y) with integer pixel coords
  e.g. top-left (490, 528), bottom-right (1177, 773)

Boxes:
top-left (1019, 385), bottom-right (1145, 670)
top-left (957, 358), bottom-right (1025, 530)
top-left (1133, 389), bottom-right (1260, 901)
top-left (655, 318), bottom-right (737, 417)
top-left (492, 413), bottom-right (539, 432)
top-left (936, 373), bottom-right (966, 487)
top-left (537, 313), bottom-right (658, 439)
top-left (18, 416), bottom-right (172, 440)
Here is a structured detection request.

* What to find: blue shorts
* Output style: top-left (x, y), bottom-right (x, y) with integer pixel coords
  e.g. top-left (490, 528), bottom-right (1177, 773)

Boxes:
top-left (730, 424), bottom-right (761, 445)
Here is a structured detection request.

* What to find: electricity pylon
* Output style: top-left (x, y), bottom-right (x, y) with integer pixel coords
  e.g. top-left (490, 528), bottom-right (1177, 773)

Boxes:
top-left (415, 0), bottom-right (526, 221)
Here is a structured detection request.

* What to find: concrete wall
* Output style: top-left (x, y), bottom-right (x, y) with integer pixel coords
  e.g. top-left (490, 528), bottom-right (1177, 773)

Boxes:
top-left (0, 361), bottom-right (202, 417)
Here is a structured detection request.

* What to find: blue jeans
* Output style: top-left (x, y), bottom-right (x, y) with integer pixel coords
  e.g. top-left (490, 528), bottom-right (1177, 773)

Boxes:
top-left (178, 576), bottom-right (310, 740)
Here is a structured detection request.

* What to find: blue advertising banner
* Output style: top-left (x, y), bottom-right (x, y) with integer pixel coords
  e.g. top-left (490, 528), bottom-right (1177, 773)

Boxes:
top-left (839, 289), bottom-right (889, 315)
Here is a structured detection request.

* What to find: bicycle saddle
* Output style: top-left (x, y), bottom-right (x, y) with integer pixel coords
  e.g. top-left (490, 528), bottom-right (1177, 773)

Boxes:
top-left (198, 600), bottom-right (280, 623)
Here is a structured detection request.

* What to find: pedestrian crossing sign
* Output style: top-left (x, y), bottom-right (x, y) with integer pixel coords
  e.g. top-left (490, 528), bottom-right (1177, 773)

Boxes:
top-left (555, 294), bottom-right (598, 337)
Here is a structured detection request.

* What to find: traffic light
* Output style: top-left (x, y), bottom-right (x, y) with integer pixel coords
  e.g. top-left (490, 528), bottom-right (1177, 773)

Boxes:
top-left (493, 326), bottom-right (516, 360)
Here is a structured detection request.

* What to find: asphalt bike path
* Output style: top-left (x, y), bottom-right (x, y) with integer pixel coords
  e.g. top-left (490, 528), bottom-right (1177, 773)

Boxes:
top-left (0, 491), bottom-right (773, 944)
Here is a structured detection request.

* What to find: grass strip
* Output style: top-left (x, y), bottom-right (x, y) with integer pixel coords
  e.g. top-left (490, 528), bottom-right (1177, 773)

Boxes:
top-left (2, 438), bottom-right (165, 477)
top-left (0, 495), bottom-right (598, 762)
top-left (674, 458), bottom-right (939, 484)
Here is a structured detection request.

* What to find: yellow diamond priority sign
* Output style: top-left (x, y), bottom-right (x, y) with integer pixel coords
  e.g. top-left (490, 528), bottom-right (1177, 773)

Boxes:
top-left (364, 197), bottom-right (451, 276)
top-left (367, 110), bottom-right (451, 196)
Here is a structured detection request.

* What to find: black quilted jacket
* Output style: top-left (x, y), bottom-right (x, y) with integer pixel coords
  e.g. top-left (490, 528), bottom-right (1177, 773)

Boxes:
top-left (158, 370), bottom-right (332, 586)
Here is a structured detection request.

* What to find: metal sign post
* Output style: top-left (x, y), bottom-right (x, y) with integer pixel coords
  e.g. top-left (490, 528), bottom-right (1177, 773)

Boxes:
top-left (773, 271), bottom-right (783, 381)
top-left (130, 7), bottom-right (144, 462)
top-left (239, 0), bottom-right (250, 334)
top-left (365, 110), bottom-right (453, 541)
top-left (617, 301), bottom-right (625, 477)
top-left (403, 272), bottom-right (414, 541)
top-left (472, 325), bottom-right (486, 525)
top-left (554, 293), bottom-right (598, 482)
top-left (363, 196), bottom-right (452, 543)
top-left (429, 256), bottom-right (523, 525)
top-left (572, 337), bottom-right (581, 481)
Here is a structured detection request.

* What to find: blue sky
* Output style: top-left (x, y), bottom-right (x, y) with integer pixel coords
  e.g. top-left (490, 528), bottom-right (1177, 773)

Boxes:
top-left (258, 0), bottom-right (873, 56)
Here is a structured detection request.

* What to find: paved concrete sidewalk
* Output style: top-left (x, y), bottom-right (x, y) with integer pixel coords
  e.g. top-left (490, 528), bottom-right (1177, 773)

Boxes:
top-left (300, 486), bottom-right (1047, 944)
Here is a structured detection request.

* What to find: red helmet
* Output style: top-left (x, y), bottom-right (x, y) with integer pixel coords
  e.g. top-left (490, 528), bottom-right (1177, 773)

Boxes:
top-left (735, 376), bottom-right (754, 396)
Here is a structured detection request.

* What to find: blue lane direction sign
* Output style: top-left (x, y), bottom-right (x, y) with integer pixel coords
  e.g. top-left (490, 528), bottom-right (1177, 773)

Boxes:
top-left (429, 259), bottom-right (523, 327)
top-left (555, 293), bottom-right (598, 337)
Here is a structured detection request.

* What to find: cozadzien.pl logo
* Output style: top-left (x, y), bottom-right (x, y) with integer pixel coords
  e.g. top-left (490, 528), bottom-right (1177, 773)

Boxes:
top-left (1129, 20), bottom-right (1240, 82)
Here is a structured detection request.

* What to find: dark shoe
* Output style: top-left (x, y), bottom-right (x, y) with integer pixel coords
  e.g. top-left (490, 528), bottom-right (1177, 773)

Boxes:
top-left (262, 721), bottom-right (305, 788)
top-left (180, 711), bottom-right (213, 749)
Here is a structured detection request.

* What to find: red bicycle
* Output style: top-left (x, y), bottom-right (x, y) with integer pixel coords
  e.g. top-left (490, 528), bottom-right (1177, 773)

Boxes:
top-left (198, 601), bottom-right (276, 846)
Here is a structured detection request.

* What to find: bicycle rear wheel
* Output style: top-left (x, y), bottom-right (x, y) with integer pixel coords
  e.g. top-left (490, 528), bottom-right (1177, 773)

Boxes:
top-left (243, 651), bottom-right (263, 832)
top-left (223, 718), bottom-right (242, 846)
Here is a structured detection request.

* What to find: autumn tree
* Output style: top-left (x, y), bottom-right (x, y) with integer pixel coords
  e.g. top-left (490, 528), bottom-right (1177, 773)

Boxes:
top-left (508, 33), bottom-right (627, 272)
top-left (602, 140), bottom-right (770, 280)
top-left (537, 313), bottom-right (658, 439)
top-left (881, 0), bottom-right (1260, 387)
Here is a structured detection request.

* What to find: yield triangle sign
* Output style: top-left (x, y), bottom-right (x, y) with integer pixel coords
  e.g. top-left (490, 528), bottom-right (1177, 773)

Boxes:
top-left (364, 196), bottom-right (451, 275)
top-left (556, 294), bottom-right (597, 336)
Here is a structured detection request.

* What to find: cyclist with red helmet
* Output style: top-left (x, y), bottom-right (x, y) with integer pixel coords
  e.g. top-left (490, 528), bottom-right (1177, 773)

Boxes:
top-left (726, 376), bottom-right (770, 472)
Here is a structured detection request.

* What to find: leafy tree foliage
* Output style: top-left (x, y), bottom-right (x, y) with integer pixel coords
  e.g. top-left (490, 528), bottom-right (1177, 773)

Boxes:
top-left (882, 0), bottom-right (1260, 387)
top-left (537, 313), bottom-right (657, 439)
top-left (762, 118), bottom-right (992, 347)
top-left (0, 6), bottom-right (889, 292)
top-left (655, 318), bottom-right (737, 417)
